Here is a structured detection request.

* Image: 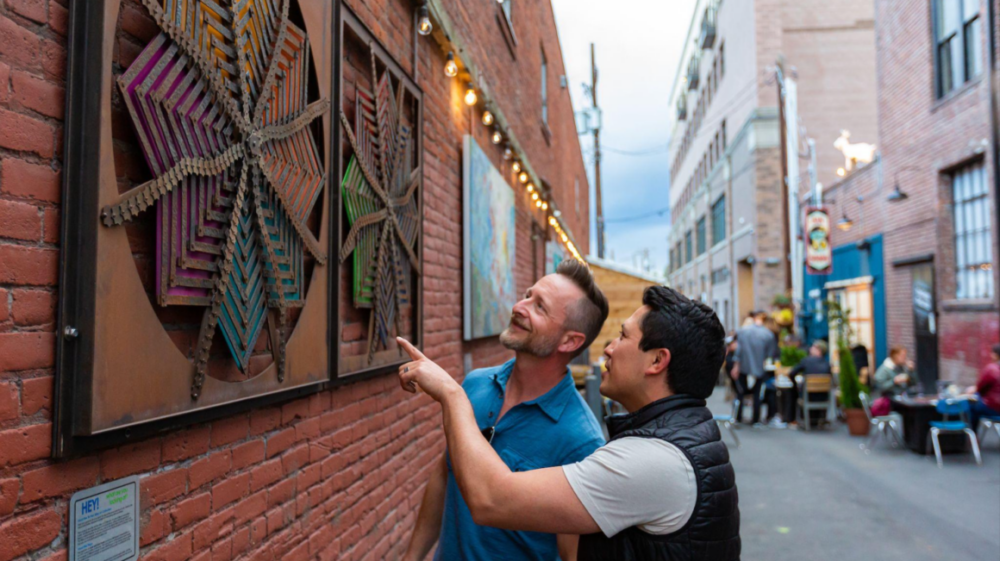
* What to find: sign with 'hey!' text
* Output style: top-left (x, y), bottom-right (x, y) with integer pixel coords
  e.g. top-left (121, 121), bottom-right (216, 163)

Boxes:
top-left (69, 476), bottom-right (139, 561)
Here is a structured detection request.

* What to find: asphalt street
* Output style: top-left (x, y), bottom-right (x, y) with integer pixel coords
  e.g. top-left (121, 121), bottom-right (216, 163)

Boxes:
top-left (705, 391), bottom-right (1000, 561)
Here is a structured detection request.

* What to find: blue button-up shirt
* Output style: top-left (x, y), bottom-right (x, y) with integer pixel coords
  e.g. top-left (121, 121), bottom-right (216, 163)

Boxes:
top-left (435, 359), bottom-right (605, 561)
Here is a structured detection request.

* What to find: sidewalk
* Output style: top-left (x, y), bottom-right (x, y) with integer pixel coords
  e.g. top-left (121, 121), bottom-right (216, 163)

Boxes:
top-left (706, 390), bottom-right (1000, 561)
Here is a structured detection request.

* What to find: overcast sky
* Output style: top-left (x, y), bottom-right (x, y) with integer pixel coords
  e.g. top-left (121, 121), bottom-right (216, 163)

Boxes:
top-left (551, 0), bottom-right (697, 276)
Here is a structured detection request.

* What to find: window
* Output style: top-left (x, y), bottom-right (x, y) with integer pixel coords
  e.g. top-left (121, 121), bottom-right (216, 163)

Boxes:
top-left (719, 42), bottom-right (725, 78)
top-left (952, 161), bottom-right (994, 299)
top-left (685, 231), bottom-right (693, 263)
top-left (934, 0), bottom-right (982, 98)
top-left (540, 48), bottom-right (548, 124)
top-left (696, 217), bottom-right (707, 255)
top-left (721, 120), bottom-right (727, 150)
top-left (712, 195), bottom-right (726, 244)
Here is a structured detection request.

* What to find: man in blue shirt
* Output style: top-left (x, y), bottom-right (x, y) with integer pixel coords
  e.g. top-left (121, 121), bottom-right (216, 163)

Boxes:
top-left (402, 260), bottom-right (609, 561)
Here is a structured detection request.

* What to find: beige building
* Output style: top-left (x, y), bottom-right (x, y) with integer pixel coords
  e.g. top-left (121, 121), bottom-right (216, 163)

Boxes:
top-left (666, 0), bottom-right (878, 331)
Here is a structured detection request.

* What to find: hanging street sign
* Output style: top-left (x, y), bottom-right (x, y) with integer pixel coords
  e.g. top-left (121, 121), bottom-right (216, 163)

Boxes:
top-left (805, 206), bottom-right (833, 275)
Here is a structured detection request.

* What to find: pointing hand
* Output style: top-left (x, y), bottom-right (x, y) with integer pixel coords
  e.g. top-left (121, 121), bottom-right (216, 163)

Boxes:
top-left (397, 337), bottom-right (462, 403)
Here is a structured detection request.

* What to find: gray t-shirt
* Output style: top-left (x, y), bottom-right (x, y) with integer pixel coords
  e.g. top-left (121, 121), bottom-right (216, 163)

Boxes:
top-left (734, 324), bottom-right (779, 377)
top-left (561, 437), bottom-right (696, 537)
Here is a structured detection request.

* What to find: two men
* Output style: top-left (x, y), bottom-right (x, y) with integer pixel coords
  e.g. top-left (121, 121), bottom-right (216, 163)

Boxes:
top-left (402, 260), bottom-right (609, 561)
top-left (400, 283), bottom-right (740, 561)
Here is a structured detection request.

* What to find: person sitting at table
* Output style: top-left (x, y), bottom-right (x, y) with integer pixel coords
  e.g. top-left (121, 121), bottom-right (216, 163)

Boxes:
top-left (966, 344), bottom-right (1000, 431)
top-left (788, 341), bottom-right (832, 426)
top-left (873, 347), bottom-right (915, 398)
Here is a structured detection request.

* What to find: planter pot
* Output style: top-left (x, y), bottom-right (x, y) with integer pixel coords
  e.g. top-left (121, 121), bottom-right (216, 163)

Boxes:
top-left (845, 408), bottom-right (870, 436)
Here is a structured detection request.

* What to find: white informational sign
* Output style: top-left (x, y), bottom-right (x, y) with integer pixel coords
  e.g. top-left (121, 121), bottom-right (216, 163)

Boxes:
top-left (69, 476), bottom-right (140, 561)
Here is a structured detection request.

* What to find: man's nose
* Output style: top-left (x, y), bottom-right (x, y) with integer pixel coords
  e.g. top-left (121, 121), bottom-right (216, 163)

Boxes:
top-left (511, 299), bottom-right (529, 317)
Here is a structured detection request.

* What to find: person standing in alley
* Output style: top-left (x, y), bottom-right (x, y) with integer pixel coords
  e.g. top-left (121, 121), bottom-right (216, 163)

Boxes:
top-left (967, 344), bottom-right (1000, 431)
top-left (732, 311), bottom-right (779, 425)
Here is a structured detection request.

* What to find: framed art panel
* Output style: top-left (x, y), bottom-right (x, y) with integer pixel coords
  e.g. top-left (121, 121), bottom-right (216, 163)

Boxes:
top-left (462, 134), bottom-right (517, 340)
top-left (55, 0), bottom-right (340, 457)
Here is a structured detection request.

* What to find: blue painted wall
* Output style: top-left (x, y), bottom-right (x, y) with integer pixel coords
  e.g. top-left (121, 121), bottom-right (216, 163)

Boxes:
top-left (801, 234), bottom-right (887, 366)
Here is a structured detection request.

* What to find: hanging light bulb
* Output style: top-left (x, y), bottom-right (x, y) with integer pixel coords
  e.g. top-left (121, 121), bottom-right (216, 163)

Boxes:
top-left (535, 200), bottom-right (543, 208)
top-left (482, 110), bottom-right (494, 126)
top-left (518, 171), bottom-right (528, 184)
top-left (541, 201), bottom-right (549, 211)
top-left (561, 233), bottom-right (568, 242)
top-left (444, 52), bottom-right (458, 77)
top-left (549, 217), bottom-right (557, 226)
top-left (503, 146), bottom-right (513, 160)
top-left (512, 161), bottom-right (522, 173)
top-left (531, 192), bottom-right (539, 201)
top-left (491, 128), bottom-right (503, 144)
top-left (526, 183), bottom-right (534, 192)
top-left (464, 82), bottom-right (477, 106)
top-left (417, 4), bottom-right (433, 36)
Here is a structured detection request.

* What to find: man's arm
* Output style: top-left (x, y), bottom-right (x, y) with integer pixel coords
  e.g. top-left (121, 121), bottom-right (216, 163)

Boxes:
top-left (557, 534), bottom-right (579, 561)
top-left (397, 338), bottom-right (601, 535)
top-left (402, 453), bottom-right (448, 561)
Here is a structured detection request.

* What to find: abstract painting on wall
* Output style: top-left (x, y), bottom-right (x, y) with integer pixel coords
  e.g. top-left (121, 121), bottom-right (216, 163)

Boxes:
top-left (463, 135), bottom-right (516, 340)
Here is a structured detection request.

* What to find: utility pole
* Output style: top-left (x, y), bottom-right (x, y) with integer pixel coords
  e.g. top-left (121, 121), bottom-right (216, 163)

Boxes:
top-left (590, 43), bottom-right (605, 259)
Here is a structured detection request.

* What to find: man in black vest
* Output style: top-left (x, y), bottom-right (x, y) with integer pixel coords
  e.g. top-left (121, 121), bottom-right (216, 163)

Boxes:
top-left (397, 285), bottom-right (740, 561)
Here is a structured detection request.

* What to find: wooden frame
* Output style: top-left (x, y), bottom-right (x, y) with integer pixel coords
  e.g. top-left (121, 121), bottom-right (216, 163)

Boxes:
top-left (55, 0), bottom-right (343, 458)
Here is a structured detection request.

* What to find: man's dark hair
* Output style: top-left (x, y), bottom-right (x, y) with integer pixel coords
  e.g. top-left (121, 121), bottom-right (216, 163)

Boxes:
top-left (556, 260), bottom-right (609, 357)
top-left (639, 286), bottom-right (725, 399)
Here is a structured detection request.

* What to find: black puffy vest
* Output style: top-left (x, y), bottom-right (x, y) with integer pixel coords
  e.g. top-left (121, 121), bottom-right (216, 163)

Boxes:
top-left (578, 395), bottom-right (741, 561)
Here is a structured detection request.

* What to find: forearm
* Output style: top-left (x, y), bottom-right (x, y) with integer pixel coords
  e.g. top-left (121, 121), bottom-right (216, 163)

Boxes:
top-left (403, 454), bottom-right (448, 561)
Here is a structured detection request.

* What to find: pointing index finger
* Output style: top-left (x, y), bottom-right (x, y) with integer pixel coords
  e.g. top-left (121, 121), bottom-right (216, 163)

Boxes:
top-left (396, 337), bottom-right (426, 361)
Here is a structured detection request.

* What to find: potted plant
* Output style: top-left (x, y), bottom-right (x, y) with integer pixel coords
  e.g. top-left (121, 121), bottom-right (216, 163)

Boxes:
top-left (825, 300), bottom-right (870, 436)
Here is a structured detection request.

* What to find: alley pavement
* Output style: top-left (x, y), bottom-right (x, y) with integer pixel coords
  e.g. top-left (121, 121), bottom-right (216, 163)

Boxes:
top-left (705, 391), bottom-right (1000, 561)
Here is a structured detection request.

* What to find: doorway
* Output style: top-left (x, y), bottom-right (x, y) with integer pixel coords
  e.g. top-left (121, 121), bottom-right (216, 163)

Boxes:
top-left (911, 263), bottom-right (938, 390)
top-left (737, 260), bottom-right (754, 325)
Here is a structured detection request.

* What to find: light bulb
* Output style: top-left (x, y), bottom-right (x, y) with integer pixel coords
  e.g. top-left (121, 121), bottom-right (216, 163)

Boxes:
top-left (518, 172), bottom-right (528, 183)
top-left (417, 5), bottom-right (433, 36)
top-left (512, 161), bottom-right (521, 173)
top-left (561, 234), bottom-right (568, 242)
top-left (535, 200), bottom-right (543, 208)
top-left (491, 128), bottom-right (503, 144)
top-left (482, 110), bottom-right (494, 126)
top-left (464, 83), bottom-right (477, 106)
top-left (444, 52), bottom-right (458, 77)
top-left (503, 147), bottom-right (513, 160)
top-left (531, 192), bottom-right (539, 201)
top-left (541, 202), bottom-right (549, 211)
top-left (526, 183), bottom-right (534, 192)
top-left (549, 217), bottom-right (557, 226)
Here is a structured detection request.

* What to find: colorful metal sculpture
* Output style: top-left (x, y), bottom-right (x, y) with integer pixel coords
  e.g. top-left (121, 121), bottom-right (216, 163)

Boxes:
top-left (102, 0), bottom-right (328, 398)
top-left (340, 52), bottom-right (421, 364)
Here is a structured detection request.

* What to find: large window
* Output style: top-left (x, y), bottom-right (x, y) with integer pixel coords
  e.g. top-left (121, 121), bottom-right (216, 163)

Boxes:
top-left (711, 195), bottom-right (726, 244)
top-left (952, 161), bottom-right (994, 299)
top-left (934, 0), bottom-right (982, 98)
top-left (685, 231), bottom-right (693, 264)
top-left (696, 217), bottom-right (707, 255)
top-left (540, 48), bottom-right (548, 125)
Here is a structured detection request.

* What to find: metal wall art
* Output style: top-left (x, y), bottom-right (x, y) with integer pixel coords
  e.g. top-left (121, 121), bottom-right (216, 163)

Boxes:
top-left (56, 0), bottom-right (338, 456)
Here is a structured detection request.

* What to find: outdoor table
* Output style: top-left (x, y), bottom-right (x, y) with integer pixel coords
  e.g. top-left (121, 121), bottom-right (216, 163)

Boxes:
top-left (890, 396), bottom-right (967, 455)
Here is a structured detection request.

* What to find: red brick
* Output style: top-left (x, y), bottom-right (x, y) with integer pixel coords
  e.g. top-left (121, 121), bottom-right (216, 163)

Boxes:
top-left (0, 508), bottom-right (60, 561)
top-left (170, 492), bottom-right (211, 531)
top-left (294, 417), bottom-right (320, 441)
top-left (281, 398), bottom-right (309, 425)
top-left (250, 458), bottom-right (283, 492)
top-left (0, 62), bottom-right (10, 104)
top-left (0, 108), bottom-right (55, 158)
top-left (0, 382), bottom-right (18, 422)
top-left (281, 444), bottom-right (309, 475)
top-left (266, 478), bottom-right (295, 508)
top-left (231, 527), bottom-right (250, 558)
top-left (162, 426), bottom-right (211, 462)
top-left (42, 207), bottom-right (59, 244)
top-left (212, 472), bottom-right (249, 510)
top-left (0, 422), bottom-right (50, 467)
top-left (0, 159), bottom-right (61, 203)
top-left (37, 550), bottom-right (66, 561)
top-left (7, 0), bottom-right (47, 24)
top-left (0, 199), bottom-right (41, 242)
top-left (193, 507), bottom-right (234, 551)
top-left (0, 14), bottom-right (42, 72)
top-left (48, 2), bottom-right (68, 36)
top-left (0, 332), bottom-right (55, 371)
top-left (120, 1), bottom-right (160, 42)
top-left (0, 478), bottom-right (18, 517)
top-left (39, 37), bottom-right (65, 82)
top-left (145, 531), bottom-right (193, 561)
top-left (189, 450), bottom-right (231, 489)
top-left (0, 288), bottom-right (8, 323)
top-left (265, 427), bottom-right (295, 458)
top-left (211, 415), bottom-right (249, 448)
top-left (11, 70), bottom-right (64, 119)
top-left (141, 508), bottom-right (168, 547)
top-left (20, 457), bottom-right (99, 503)
top-left (250, 407), bottom-right (281, 436)
top-left (211, 537), bottom-right (233, 561)
top-left (231, 439), bottom-right (265, 471)
top-left (141, 468), bottom-right (189, 508)
top-left (11, 289), bottom-right (55, 328)
top-left (0, 244), bottom-right (58, 285)
top-left (101, 439), bottom-right (161, 480)
top-left (20, 375), bottom-right (52, 416)
top-left (232, 490), bottom-right (267, 527)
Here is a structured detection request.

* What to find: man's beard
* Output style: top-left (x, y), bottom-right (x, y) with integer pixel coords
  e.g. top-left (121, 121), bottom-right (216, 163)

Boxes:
top-left (499, 318), bottom-right (560, 357)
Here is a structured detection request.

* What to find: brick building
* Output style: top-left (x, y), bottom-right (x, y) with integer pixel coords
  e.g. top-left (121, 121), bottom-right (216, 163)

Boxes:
top-left (666, 0), bottom-right (878, 331)
top-left (0, 0), bottom-right (590, 559)
top-left (806, 0), bottom-right (1000, 386)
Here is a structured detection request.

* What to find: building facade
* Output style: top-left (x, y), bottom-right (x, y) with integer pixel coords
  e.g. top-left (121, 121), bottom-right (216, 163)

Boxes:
top-left (0, 0), bottom-right (590, 559)
top-left (666, 0), bottom-right (878, 332)
top-left (807, 0), bottom-right (1000, 387)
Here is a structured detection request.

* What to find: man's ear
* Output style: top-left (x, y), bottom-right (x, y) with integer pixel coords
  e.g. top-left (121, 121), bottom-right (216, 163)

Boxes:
top-left (558, 331), bottom-right (587, 356)
top-left (645, 348), bottom-right (671, 377)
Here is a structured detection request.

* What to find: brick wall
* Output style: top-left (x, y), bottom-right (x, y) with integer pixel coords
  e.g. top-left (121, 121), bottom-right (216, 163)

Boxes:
top-left (0, 0), bottom-right (590, 559)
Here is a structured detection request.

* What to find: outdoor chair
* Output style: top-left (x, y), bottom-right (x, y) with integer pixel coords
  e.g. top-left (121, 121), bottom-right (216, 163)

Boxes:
top-left (859, 392), bottom-right (902, 451)
top-left (976, 414), bottom-right (1000, 448)
top-left (927, 399), bottom-right (982, 468)
top-left (714, 399), bottom-right (741, 448)
top-left (796, 374), bottom-right (833, 431)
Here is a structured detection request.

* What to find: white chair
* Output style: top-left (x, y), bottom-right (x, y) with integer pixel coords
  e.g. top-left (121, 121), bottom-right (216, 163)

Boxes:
top-left (714, 399), bottom-right (741, 448)
top-left (978, 415), bottom-right (1000, 448)
top-left (859, 392), bottom-right (902, 451)
top-left (796, 374), bottom-right (834, 431)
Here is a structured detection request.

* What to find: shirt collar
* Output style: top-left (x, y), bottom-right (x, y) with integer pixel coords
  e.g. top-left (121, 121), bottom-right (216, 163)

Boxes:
top-left (489, 359), bottom-right (575, 422)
